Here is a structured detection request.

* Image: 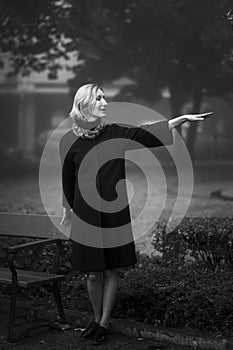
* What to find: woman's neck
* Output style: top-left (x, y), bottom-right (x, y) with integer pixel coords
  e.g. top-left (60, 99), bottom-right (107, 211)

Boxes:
top-left (75, 118), bottom-right (102, 130)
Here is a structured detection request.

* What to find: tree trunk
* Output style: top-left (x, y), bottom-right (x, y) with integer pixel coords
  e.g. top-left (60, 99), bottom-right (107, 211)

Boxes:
top-left (186, 87), bottom-right (203, 161)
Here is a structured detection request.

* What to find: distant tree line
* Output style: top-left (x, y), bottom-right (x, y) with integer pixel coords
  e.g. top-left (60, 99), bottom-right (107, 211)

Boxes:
top-left (0, 0), bottom-right (233, 158)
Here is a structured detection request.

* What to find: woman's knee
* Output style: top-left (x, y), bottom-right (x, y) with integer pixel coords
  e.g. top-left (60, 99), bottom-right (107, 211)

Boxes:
top-left (87, 272), bottom-right (103, 282)
top-left (104, 269), bottom-right (117, 278)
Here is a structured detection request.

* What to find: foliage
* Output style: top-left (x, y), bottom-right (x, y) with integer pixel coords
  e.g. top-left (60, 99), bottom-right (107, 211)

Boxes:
top-left (114, 259), bottom-right (233, 335)
top-left (0, 236), bottom-right (72, 272)
top-left (2, 255), bottom-right (233, 335)
top-left (2, 218), bottom-right (233, 335)
top-left (1, 1), bottom-right (232, 97)
top-left (152, 217), bottom-right (233, 269)
top-left (1, 0), bottom-right (233, 159)
top-left (0, 0), bottom-right (71, 77)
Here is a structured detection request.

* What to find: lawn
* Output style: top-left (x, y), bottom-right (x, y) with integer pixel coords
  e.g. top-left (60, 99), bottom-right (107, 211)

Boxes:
top-left (0, 161), bottom-right (233, 255)
top-left (1, 163), bottom-right (233, 340)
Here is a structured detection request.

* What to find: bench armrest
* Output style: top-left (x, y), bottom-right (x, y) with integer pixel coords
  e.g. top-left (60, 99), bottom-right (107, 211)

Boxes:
top-left (8, 238), bottom-right (62, 253)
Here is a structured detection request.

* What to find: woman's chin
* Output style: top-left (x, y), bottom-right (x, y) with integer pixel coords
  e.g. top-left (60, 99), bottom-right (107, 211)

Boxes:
top-left (100, 114), bottom-right (106, 119)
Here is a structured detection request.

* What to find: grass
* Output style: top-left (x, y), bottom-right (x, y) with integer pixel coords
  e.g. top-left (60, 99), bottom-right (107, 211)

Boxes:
top-left (0, 176), bottom-right (44, 214)
top-left (1, 162), bottom-right (233, 255)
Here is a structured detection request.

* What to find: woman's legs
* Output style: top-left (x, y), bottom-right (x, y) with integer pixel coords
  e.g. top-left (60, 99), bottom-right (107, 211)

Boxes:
top-left (86, 273), bottom-right (104, 323)
top-left (99, 269), bottom-right (118, 329)
top-left (86, 269), bottom-right (118, 329)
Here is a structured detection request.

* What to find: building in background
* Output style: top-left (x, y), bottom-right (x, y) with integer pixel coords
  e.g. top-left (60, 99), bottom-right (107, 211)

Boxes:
top-left (0, 53), bottom-right (131, 157)
top-left (0, 53), bottom-right (76, 156)
top-left (0, 53), bottom-right (232, 160)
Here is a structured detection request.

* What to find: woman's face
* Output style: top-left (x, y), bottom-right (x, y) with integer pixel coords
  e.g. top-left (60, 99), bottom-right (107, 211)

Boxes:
top-left (88, 88), bottom-right (108, 120)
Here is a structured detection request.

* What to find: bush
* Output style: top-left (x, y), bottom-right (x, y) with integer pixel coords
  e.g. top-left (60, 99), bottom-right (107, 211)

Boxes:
top-left (151, 217), bottom-right (233, 268)
top-left (2, 217), bottom-right (233, 336)
top-left (0, 237), bottom-right (72, 273)
top-left (113, 255), bottom-right (233, 335)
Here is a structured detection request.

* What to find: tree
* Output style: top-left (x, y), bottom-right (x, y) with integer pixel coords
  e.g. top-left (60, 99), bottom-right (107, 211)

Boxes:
top-left (0, 0), bottom-right (74, 77)
top-left (1, 0), bottom-right (233, 159)
top-left (161, 0), bottom-right (233, 159)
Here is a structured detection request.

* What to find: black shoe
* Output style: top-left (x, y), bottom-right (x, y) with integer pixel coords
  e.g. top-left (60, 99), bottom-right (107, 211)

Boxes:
top-left (79, 321), bottom-right (99, 341)
top-left (91, 325), bottom-right (109, 345)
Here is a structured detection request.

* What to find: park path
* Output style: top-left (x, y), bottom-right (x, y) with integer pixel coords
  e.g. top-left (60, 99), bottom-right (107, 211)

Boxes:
top-left (0, 306), bottom-right (198, 350)
top-left (0, 160), bottom-right (232, 257)
top-left (131, 161), bottom-right (233, 255)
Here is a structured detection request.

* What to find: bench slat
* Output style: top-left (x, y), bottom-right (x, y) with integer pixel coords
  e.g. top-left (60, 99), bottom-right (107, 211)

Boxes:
top-left (8, 238), bottom-right (61, 253)
top-left (0, 267), bottom-right (65, 287)
top-left (0, 213), bottom-right (67, 341)
top-left (0, 213), bottom-right (66, 239)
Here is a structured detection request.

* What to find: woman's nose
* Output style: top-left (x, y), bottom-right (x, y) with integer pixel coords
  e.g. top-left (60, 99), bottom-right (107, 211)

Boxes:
top-left (102, 98), bottom-right (108, 106)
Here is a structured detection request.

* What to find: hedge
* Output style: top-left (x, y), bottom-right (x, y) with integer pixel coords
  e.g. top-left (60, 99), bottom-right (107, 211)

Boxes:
top-left (152, 217), bottom-right (233, 268)
top-left (1, 217), bottom-right (233, 336)
top-left (113, 255), bottom-right (233, 335)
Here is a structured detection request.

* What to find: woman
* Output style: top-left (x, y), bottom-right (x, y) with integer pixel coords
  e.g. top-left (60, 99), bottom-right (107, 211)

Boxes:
top-left (59, 83), bottom-right (212, 345)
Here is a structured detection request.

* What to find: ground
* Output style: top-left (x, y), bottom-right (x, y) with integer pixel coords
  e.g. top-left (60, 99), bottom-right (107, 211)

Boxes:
top-left (2, 160), bottom-right (231, 256)
top-left (0, 160), bottom-right (232, 349)
top-left (0, 307), bottom-right (204, 350)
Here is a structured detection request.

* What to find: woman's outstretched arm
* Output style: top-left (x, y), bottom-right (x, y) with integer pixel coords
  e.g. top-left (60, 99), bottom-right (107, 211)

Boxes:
top-left (168, 112), bottom-right (213, 130)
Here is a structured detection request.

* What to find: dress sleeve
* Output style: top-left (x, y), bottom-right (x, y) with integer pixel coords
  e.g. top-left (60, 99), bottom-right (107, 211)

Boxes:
top-left (59, 135), bottom-right (75, 209)
top-left (112, 120), bottom-right (173, 150)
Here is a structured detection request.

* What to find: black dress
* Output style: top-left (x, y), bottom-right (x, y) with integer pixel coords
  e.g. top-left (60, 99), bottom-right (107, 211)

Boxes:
top-left (59, 121), bottom-right (173, 272)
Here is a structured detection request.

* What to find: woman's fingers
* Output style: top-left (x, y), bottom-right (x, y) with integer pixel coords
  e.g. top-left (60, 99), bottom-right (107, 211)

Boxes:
top-left (185, 112), bottom-right (213, 122)
top-left (60, 218), bottom-right (65, 225)
top-left (197, 112), bottom-right (213, 118)
top-left (59, 216), bottom-right (72, 237)
top-left (60, 216), bottom-right (71, 226)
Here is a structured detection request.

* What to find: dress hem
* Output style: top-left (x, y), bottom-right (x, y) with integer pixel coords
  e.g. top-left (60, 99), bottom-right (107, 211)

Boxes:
top-left (77, 260), bottom-right (137, 274)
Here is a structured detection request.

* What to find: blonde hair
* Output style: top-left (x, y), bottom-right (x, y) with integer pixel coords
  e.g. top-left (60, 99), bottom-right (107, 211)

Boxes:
top-left (69, 83), bottom-right (103, 122)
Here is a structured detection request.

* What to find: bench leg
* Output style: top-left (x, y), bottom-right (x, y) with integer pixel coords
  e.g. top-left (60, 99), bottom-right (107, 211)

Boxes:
top-left (7, 280), bottom-right (17, 342)
top-left (52, 282), bottom-right (66, 323)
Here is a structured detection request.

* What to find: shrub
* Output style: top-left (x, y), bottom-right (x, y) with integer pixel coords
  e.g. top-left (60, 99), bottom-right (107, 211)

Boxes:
top-left (113, 255), bottom-right (233, 335)
top-left (2, 217), bottom-right (233, 335)
top-left (151, 217), bottom-right (233, 268)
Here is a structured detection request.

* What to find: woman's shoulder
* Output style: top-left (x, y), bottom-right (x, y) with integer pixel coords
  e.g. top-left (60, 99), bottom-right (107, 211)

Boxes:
top-left (105, 123), bottom-right (125, 137)
top-left (105, 122), bottom-right (126, 132)
top-left (59, 129), bottom-right (78, 154)
top-left (60, 129), bottom-right (76, 144)
top-left (105, 122), bottom-right (134, 136)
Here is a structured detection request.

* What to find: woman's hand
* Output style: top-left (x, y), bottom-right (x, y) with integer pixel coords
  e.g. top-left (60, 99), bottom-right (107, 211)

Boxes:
top-left (184, 112), bottom-right (213, 122)
top-left (60, 208), bottom-right (72, 237)
top-left (60, 207), bottom-right (72, 224)
top-left (168, 112), bottom-right (213, 130)
top-left (60, 214), bottom-right (72, 226)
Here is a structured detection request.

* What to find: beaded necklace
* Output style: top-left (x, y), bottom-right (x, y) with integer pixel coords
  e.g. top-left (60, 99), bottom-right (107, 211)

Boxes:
top-left (72, 122), bottom-right (106, 139)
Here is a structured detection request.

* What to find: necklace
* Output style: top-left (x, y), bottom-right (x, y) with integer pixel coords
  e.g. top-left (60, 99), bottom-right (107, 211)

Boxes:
top-left (72, 122), bottom-right (106, 139)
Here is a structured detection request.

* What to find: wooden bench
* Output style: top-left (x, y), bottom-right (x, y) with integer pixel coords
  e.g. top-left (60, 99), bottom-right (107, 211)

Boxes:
top-left (0, 212), bottom-right (68, 342)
